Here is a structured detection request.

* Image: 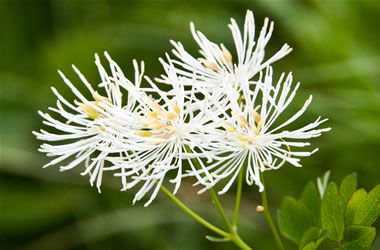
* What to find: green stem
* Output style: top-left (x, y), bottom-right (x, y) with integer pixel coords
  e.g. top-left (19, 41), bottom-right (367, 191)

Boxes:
top-left (260, 172), bottom-right (285, 250)
top-left (207, 188), bottom-right (233, 232)
top-left (184, 145), bottom-right (253, 250)
top-left (184, 145), bottom-right (232, 231)
top-left (160, 185), bottom-right (228, 238)
top-left (230, 232), bottom-right (253, 250)
top-left (233, 166), bottom-right (244, 227)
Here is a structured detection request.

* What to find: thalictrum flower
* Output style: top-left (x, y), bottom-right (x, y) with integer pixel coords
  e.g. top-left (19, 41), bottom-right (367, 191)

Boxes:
top-left (163, 10), bottom-right (292, 90)
top-left (192, 67), bottom-right (330, 194)
top-left (107, 59), bottom-right (228, 206)
top-left (33, 52), bottom-right (144, 192)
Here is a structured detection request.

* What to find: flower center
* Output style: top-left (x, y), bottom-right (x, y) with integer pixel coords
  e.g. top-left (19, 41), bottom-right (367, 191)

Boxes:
top-left (222, 109), bottom-right (263, 147)
top-left (136, 100), bottom-right (181, 142)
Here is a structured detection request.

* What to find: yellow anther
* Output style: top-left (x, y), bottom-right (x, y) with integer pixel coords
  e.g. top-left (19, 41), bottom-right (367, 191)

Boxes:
top-left (222, 122), bottom-right (236, 133)
top-left (202, 60), bottom-right (219, 71)
top-left (253, 110), bottom-right (261, 123)
top-left (221, 44), bottom-right (232, 64)
top-left (254, 128), bottom-right (260, 136)
top-left (238, 116), bottom-right (249, 127)
top-left (157, 134), bottom-right (171, 140)
top-left (93, 91), bottom-right (111, 104)
top-left (166, 112), bottom-right (177, 120)
top-left (79, 103), bottom-right (99, 119)
top-left (97, 126), bottom-right (105, 132)
top-left (171, 102), bottom-right (180, 114)
top-left (237, 134), bottom-right (247, 143)
top-left (257, 120), bottom-right (264, 130)
top-left (145, 110), bottom-right (158, 120)
top-left (149, 122), bottom-right (165, 130)
top-left (136, 130), bottom-right (153, 137)
top-left (150, 102), bottom-right (162, 113)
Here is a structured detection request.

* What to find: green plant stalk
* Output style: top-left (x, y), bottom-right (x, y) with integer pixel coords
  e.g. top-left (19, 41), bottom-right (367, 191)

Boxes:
top-left (260, 172), bottom-right (285, 250)
top-left (185, 145), bottom-right (253, 250)
top-left (233, 166), bottom-right (244, 227)
top-left (160, 185), bottom-right (229, 237)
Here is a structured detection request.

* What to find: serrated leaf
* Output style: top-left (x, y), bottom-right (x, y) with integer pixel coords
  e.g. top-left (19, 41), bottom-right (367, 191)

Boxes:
top-left (345, 185), bottom-right (380, 226)
top-left (205, 235), bottom-right (230, 242)
top-left (340, 173), bottom-right (357, 205)
top-left (301, 182), bottom-right (321, 227)
top-left (335, 225), bottom-right (376, 250)
top-left (321, 183), bottom-right (345, 242)
top-left (278, 196), bottom-right (314, 244)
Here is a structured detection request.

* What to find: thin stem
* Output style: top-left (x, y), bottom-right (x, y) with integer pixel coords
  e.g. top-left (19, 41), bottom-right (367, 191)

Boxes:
top-left (184, 145), bottom-right (253, 250)
top-left (160, 185), bottom-right (229, 238)
top-left (184, 145), bottom-right (232, 231)
top-left (233, 166), bottom-right (244, 227)
top-left (208, 188), bottom-right (233, 232)
top-left (260, 172), bottom-right (285, 250)
top-left (231, 233), bottom-right (253, 250)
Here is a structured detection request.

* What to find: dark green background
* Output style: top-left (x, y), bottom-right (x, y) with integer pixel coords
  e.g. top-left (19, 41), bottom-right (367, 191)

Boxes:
top-left (1, 0), bottom-right (380, 249)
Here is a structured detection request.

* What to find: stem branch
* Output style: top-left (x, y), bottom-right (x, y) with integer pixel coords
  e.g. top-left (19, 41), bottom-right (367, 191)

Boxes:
top-left (160, 185), bottom-right (228, 237)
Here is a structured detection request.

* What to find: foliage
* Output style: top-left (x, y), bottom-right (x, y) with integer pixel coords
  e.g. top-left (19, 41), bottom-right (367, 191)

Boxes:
top-left (278, 172), bottom-right (380, 249)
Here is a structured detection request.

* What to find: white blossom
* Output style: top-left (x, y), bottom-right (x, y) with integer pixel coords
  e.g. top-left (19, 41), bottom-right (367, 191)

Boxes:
top-left (192, 67), bottom-right (331, 194)
top-left (33, 52), bottom-right (144, 192)
top-left (161, 10), bottom-right (292, 90)
top-left (107, 58), bottom-right (228, 206)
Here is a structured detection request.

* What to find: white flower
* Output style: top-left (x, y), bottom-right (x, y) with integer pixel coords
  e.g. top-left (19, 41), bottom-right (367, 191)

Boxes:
top-left (192, 67), bottom-right (331, 194)
top-left (107, 58), bottom-right (227, 206)
top-left (162, 10), bottom-right (292, 90)
top-left (33, 52), bottom-right (144, 192)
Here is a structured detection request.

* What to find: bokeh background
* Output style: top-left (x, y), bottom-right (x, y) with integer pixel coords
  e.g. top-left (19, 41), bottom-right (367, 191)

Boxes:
top-left (1, 0), bottom-right (380, 249)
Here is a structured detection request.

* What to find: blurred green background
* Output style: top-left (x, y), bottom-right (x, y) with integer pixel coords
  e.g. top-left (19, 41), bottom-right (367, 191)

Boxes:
top-left (1, 0), bottom-right (380, 249)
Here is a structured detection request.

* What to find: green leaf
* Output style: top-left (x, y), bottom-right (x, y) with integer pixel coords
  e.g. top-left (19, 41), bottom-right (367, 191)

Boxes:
top-left (278, 196), bottom-right (314, 244)
top-left (345, 185), bottom-right (380, 226)
top-left (301, 182), bottom-right (321, 227)
top-left (299, 227), bottom-right (319, 250)
top-left (303, 235), bottom-right (327, 250)
top-left (300, 228), bottom-right (327, 250)
top-left (340, 173), bottom-right (357, 205)
top-left (334, 225), bottom-right (376, 250)
top-left (205, 235), bottom-right (230, 242)
top-left (321, 183), bottom-right (345, 242)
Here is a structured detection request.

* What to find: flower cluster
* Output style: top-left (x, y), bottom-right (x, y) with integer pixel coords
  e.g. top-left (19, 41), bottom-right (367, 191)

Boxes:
top-left (34, 10), bottom-right (330, 206)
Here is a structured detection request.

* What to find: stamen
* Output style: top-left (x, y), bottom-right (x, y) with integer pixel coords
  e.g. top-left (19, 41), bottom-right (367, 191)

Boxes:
top-left (79, 103), bottom-right (99, 119)
top-left (264, 138), bottom-right (291, 170)
top-left (221, 44), bottom-right (232, 64)
top-left (202, 60), bottom-right (219, 71)
top-left (165, 112), bottom-right (177, 120)
top-left (253, 110), bottom-right (261, 123)
top-left (237, 116), bottom-right (249, 127)
top-left (171, 102), bottom-right (180, 114)
top-left (145, 110), bottom-right (158, 120)
top-left (222, 122), bottom-right (236, 133)
top-left (149, 101), bottom-right (162, 113)
top-left (257, 120), bottom-right (264, 130)
top-left (136, 130), bottom-right (153, 137)
top-left (93, 91), bottom-right (111, 104)
top-left (97, 126), bottom-right (105, 132)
